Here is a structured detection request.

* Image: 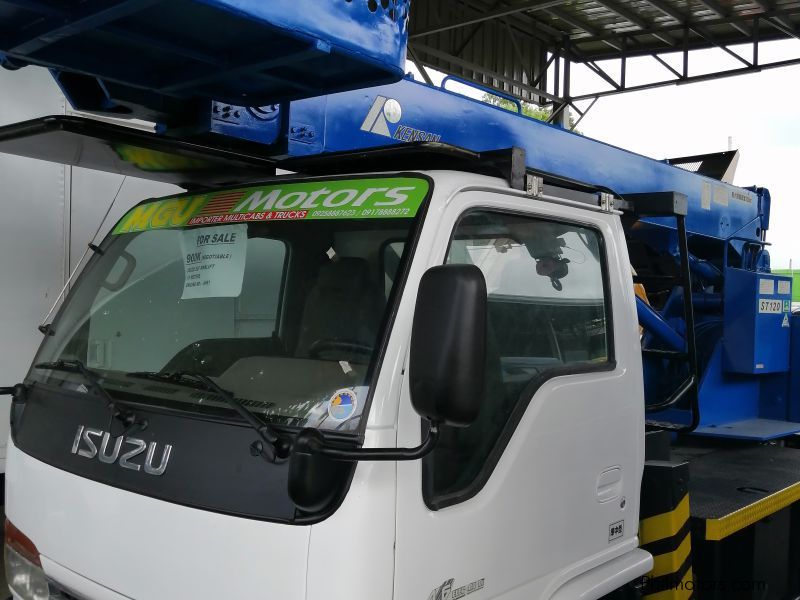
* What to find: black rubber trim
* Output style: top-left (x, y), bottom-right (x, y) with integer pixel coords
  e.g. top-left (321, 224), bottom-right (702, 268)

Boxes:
top-left (356, 174), bottom-right (435, 437)
top-left (423, 207), bottom-right (617, 511)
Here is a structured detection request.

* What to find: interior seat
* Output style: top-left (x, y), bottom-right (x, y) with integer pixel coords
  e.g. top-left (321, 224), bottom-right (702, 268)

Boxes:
top-left (295, 257), bottom-right (384, 362)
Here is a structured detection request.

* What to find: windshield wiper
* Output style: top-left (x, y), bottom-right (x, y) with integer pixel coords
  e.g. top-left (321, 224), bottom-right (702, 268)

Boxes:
top-left (126, 371), bottom-right (289, 463)
top-left (34, 359), bottom-right (141, 435)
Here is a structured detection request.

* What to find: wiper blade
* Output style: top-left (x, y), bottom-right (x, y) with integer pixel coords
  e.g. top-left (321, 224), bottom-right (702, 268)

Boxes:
top-left (35, 359), bottom-right (141, 434)
top-left (127, 370), bottom-right (288, 463)
top-left (126, 370), bottom-right (209, 390)
top-left (36, 360), bottom-right (109, 405)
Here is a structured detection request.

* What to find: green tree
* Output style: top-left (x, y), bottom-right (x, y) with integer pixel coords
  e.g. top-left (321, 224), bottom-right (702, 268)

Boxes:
top-left (482, 93), bottom-right (580, 133)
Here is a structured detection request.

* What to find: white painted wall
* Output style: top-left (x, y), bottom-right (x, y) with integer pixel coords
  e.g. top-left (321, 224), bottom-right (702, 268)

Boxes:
top-left (0, 66), bottom-right (180, 472)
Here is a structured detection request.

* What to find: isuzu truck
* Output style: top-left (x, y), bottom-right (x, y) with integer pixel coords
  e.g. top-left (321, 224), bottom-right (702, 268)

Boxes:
top-left (1, 2), bottom-right (800, 599)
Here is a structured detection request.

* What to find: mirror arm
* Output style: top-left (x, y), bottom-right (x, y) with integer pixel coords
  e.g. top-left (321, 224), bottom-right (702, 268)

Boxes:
top-left (0, 384), bottom-right (26, 398)
top-left (294, 424), bottom-right (440, 462)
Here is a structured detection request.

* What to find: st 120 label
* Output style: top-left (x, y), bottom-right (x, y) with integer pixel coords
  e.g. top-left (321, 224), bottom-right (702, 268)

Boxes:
top-left (759, 299), bottom-right (784, 314)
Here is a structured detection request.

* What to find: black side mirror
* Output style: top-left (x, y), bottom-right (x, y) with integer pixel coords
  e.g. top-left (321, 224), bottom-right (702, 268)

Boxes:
top-left (410, 264), bottom-right (487, 427)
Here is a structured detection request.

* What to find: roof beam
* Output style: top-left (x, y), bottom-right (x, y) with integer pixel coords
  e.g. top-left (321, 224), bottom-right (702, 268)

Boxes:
top-left (435, 0), bottom-right (564, 51)
top-left (503, 18), bottom-right (537, 86)
top-left (411, 41), bottom-right (564, 103)
top-left (593, 0), bottom-right (652, 30)
top-left (696, 0), bottom-right (730, 18)
top-left (763, 15), bottom-right (800, 41)
top-left (651, 53), bottom-right (683, 79)
top-left (448, 0), bottom-right (560, 55)
top-left (565, 6), bottom-right (800, 48)
top-left (585, 60), bottom-right (621, 89)
top-left (547, 7), bottom-right (623, 51)
top-left (689, 25), bottom-right (752, 67)
top-left (410, 0), bottom-right (570, 39)
top-left (695, 0), bottom-right (751, 35)
top-left (569, 96), bottom-right (599, 131)
top-left (570, 54), bottom-right (800, 102)
top-left (407, 45), bottom-right (434, 86)
top-left (640, 0), bottom-right (687, 23)
top-left (451, 0), bottom-right (502, 56)
top-left (593, 0), bottom-right (676, 45)
top-left (408, 0), bottom-right (564, 53)
top-left (753, 1), bottom-right (799, 34)
top-left (547, 7), bottom-right (602, 38)
top-left (458, 0), bottom-right (563, 39)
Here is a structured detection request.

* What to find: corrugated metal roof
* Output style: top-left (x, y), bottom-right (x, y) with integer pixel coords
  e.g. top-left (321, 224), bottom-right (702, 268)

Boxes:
top-left (409, 0), bottom-right (800, 105)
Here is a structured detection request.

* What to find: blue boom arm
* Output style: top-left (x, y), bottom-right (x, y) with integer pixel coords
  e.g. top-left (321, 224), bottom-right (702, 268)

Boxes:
top-left (285, 77), bottom-right (767, 246)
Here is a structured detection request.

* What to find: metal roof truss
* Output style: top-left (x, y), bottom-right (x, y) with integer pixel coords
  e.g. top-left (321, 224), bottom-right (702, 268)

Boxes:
top-left (409, 0), bottom-right (800, 124)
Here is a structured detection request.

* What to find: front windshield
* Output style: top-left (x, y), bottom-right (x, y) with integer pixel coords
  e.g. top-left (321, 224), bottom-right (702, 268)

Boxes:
top-left (29, 176), bottom-right (429, 432)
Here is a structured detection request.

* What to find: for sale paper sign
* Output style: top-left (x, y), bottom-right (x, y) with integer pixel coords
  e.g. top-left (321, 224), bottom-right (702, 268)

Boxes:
top-left (180, 224), bottom-right (247, 299)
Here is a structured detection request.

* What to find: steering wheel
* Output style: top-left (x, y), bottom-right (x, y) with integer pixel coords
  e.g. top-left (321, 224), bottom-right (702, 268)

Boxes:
top-left (308, 339), bottom-right (374, 360)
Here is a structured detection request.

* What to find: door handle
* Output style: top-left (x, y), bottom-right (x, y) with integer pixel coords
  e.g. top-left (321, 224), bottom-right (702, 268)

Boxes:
top-left (596, 466), bottom-right (623, 503)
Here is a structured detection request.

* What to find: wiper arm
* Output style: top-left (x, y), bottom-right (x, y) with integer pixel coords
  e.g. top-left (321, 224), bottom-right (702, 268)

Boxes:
top-left (127, 371), bottom-right (289, 463)
top-left (185, 373), bottom-right (290, 463)
top-left (35, 360), bottom-right (140, 434)
top-left (126, 370), bottom-right (209, 390)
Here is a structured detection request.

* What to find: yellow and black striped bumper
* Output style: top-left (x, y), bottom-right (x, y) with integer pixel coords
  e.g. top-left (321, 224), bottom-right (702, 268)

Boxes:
top-left (639, 461), bottom-right (694, 600)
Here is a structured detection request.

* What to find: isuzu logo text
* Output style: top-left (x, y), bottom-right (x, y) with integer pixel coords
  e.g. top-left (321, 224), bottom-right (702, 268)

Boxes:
top-left (70, 425), bottom-right (172, 476)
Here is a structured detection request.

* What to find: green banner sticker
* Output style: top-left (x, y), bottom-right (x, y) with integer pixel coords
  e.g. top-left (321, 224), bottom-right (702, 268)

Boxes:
top-left (113, 177), bottom-right (430, 234)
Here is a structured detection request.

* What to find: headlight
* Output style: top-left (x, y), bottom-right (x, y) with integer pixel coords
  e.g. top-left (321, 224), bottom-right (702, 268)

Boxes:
top-left (4, 519), bottom-right (50, 600)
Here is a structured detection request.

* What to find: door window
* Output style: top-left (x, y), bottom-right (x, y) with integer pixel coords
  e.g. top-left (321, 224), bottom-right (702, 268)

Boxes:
top-left (423, 210), bottom-right (613, 508)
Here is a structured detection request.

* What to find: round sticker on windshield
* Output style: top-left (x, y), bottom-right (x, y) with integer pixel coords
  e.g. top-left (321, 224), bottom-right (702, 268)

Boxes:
top-left (328, 388), bottom-right (358, 421)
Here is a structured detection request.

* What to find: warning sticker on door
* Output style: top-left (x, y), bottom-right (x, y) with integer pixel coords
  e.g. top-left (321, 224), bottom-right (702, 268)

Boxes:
top-left (608, 520), bottom-right (624, 542)
top-left (180, 224), bottom-right (247, 299)
top-left (783, 314), bottom-right (791, 328)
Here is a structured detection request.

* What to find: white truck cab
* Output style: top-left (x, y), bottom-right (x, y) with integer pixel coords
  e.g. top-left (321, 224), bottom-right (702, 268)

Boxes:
top-left (5, 170), bottom-right (649, 600)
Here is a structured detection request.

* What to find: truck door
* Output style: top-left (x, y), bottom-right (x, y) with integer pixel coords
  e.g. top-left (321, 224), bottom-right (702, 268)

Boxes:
top-left (394, 188), bottom-right (645, 599)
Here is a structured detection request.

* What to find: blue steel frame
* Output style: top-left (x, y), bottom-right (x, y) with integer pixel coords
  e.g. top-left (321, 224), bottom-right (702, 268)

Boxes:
top-left (0, 0), bottom-right (410, 120)
top-left (287, 77), bottom-right (765, 245)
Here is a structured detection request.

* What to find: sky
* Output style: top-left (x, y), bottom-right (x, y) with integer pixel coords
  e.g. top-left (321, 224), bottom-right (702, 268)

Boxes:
top-left (412, 39), bottom-right (800, 267)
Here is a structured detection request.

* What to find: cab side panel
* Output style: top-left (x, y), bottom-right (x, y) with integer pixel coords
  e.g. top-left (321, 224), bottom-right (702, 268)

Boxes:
top-left (394, 188), bottom-right (645, 600)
